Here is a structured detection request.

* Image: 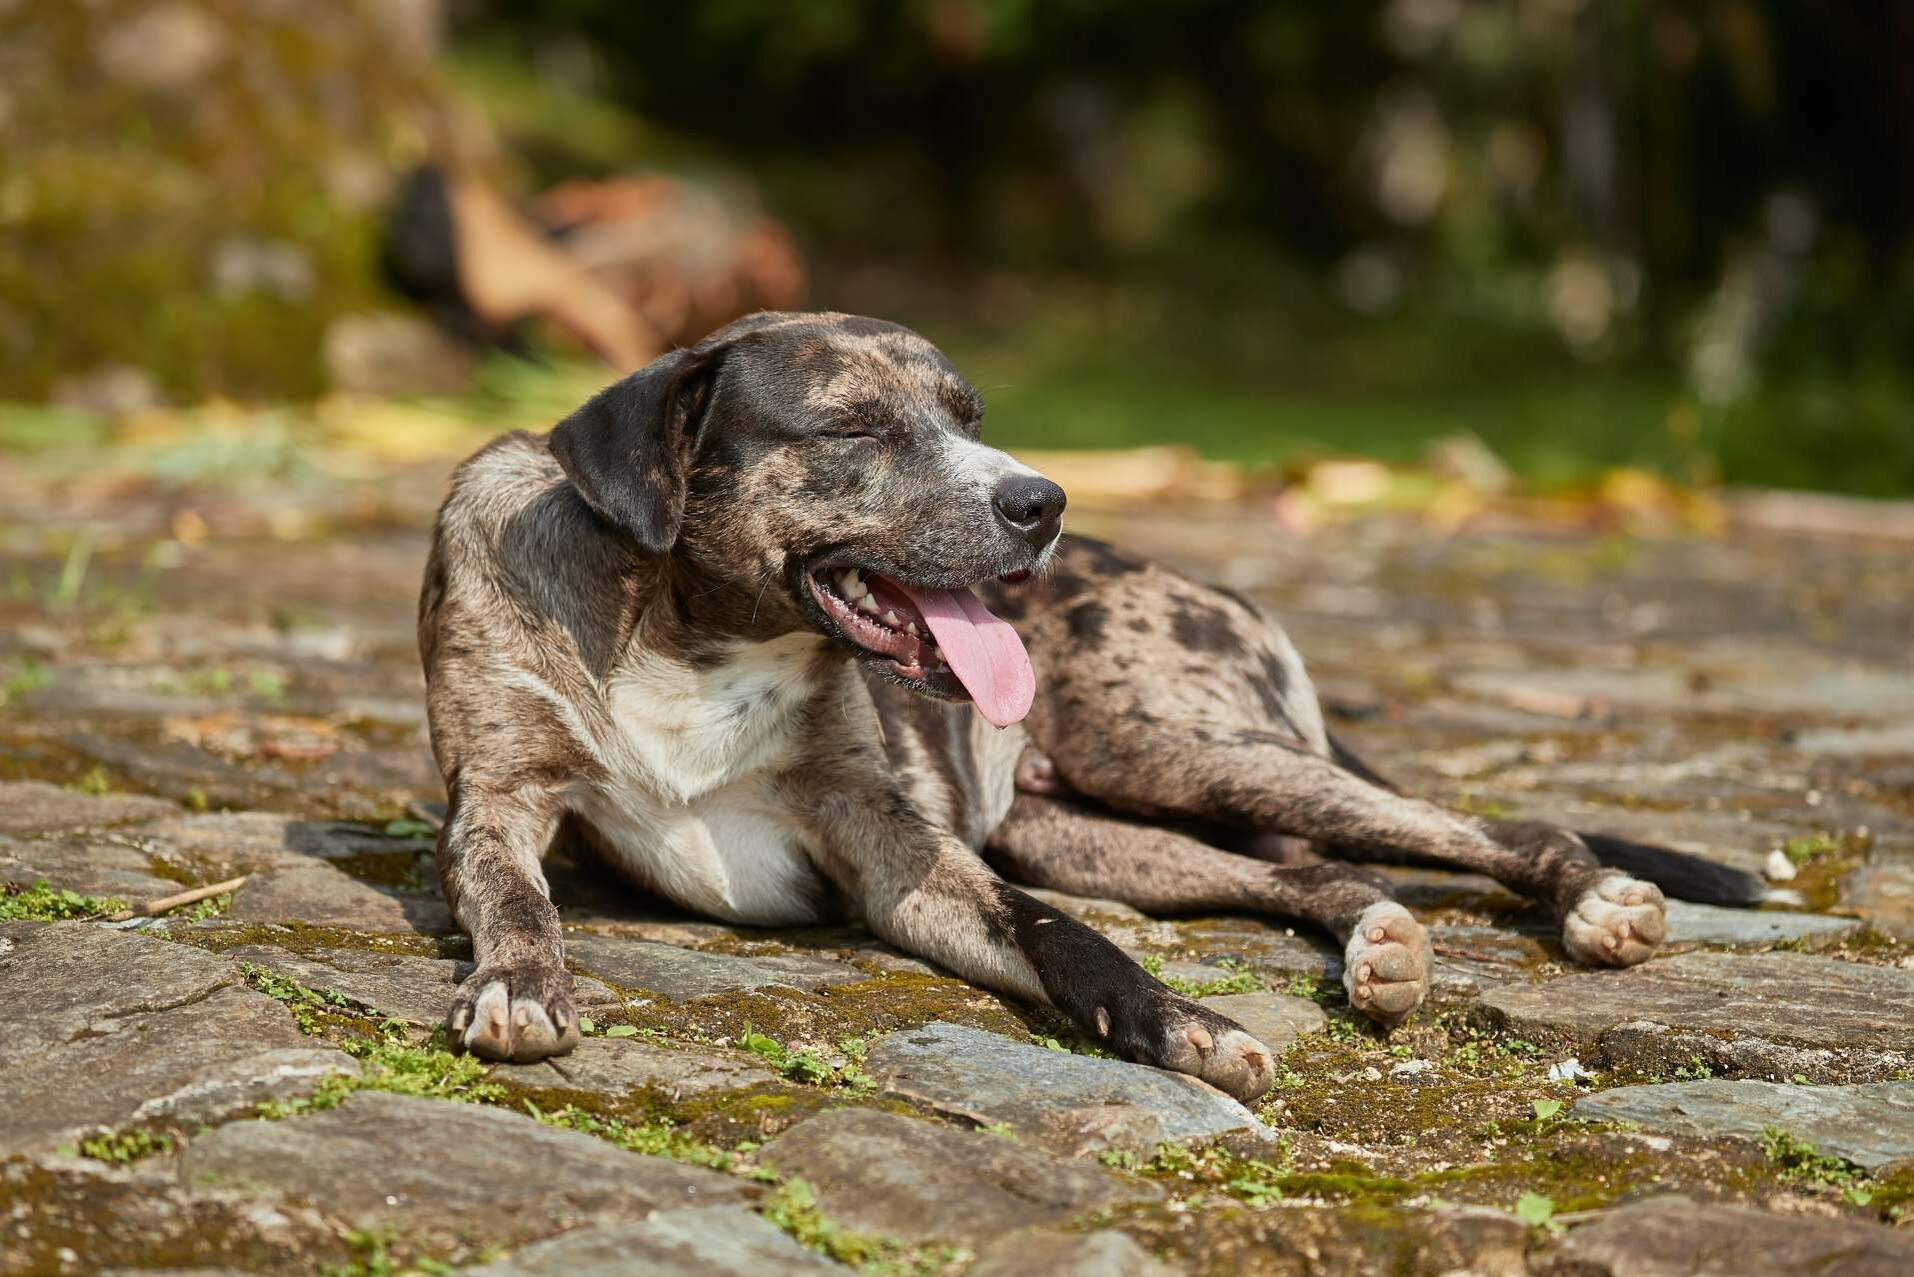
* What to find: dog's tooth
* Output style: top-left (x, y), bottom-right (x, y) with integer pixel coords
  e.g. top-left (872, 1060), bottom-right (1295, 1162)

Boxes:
top-left (906, 622), bottom-right (918, 636)
top-left (857, 595), bottom-right (879, 613)
top-left (883, 610), bottom-right (899, 626)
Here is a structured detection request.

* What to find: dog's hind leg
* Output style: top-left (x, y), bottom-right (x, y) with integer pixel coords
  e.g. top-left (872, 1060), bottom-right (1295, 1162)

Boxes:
top-left (1047, 729), bottom-right (1667, 970)
top-left (437, 780), bottom-right (580, 1063)
top-left (987, 793), bottom-right (1431, 1023)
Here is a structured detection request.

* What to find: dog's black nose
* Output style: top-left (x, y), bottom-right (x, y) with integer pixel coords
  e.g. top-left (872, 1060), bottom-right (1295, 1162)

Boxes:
top-left (992, 474), bottom-right (1067, 547)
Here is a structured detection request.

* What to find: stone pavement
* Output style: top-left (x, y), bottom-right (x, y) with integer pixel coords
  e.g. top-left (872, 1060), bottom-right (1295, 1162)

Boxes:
top-left (2, 441), bottom-right (1912, 1275)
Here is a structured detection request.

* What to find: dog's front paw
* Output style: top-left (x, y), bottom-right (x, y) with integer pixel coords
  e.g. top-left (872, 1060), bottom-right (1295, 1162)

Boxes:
top-left (1343, 901), bottom-right (1431, 1026)
top-left (448, 962), bottom-right (580, 1063)
top-left (1562, 873), bottom-right (1665, 967)
top-left (1098, 992), bottom-right (1277, 1103)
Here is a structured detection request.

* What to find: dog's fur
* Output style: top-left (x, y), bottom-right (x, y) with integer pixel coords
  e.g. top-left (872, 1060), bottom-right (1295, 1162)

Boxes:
top-left (419, 311), bottom-right (1765, 1102)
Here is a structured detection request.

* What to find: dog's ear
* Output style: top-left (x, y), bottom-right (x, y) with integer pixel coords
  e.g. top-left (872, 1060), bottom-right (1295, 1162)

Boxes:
top-left (548, 340), bottom-right (728, 555)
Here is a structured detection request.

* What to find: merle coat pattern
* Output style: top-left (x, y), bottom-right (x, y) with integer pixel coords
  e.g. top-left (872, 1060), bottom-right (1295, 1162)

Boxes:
top-left (418, 311), bottom-right (1765, 1101)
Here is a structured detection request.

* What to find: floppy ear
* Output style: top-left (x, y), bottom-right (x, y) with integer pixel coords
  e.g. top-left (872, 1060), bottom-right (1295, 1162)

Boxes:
top-left (548, 341), bottom-right (727, 555)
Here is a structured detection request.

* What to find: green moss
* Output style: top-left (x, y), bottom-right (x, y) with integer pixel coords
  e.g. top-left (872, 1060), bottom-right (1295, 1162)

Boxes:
top-left (0, 880), bottom-right (126, 921)
top-left (0, 1158), bottom-right (353, 1273)
top-left (141, 854), bottom-right (201, 887)
top-left (170, 920), bottom-right (451, 960)
top-left (328, 850), bottom-right (435, 891)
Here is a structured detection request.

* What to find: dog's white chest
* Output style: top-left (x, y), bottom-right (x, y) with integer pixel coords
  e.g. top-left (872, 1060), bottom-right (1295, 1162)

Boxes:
top-left (576, 634), bottom-right (832, 924)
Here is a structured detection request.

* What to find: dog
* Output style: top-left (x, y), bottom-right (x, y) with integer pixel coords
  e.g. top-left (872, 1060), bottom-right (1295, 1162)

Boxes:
top-left (418, 310), bottom-right (1766, 1102)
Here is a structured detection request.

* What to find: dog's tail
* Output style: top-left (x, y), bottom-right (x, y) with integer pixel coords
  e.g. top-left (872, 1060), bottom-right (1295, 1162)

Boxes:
top-left (1575, 831), bottom-right (1770, 907)
top-left (1325, 731), bottom-right (1771, 908)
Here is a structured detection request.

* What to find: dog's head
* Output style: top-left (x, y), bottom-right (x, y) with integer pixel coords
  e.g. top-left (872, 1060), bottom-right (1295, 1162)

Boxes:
top-left (549, 311), bottom-right (1063, 726)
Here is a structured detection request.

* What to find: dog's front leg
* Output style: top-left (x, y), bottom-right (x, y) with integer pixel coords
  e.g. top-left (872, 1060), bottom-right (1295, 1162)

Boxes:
top-left (803, 788), bottom-right (1278, 1103)
top-left (437, 781), bottom-right (579, 1062)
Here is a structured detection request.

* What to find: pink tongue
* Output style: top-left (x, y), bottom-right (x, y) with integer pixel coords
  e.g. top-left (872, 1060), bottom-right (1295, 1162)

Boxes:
top-left (896, 584), bottom-right (1035, 728)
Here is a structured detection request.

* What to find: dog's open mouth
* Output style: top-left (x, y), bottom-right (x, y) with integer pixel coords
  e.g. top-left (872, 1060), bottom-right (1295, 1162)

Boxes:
top-left (806, 566), bottom-right (1036, 727)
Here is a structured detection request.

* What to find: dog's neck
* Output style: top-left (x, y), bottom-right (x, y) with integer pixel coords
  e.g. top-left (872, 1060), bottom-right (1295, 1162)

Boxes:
top-left (628, 554), bottom-right (830, 673)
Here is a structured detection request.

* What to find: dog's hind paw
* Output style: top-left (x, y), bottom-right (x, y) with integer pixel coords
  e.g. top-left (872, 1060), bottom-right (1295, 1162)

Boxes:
top-left (1562, 873), bottom-right (1665, 967)
top-left (1342, 902), bottom-right (1431, 1026)
top-left (448, 961), bottom-right (581, 1063)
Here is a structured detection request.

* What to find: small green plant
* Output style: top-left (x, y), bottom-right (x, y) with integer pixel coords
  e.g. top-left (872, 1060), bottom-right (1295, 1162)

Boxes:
top-left (184, 786), bottom-right (210, 812)
top-left (1781, 833), bottom-right (1844, 867)
top-left (0, 880), bottom-right (126, 921)
top-left (382, 818), bottom-right (437, 839)
top-left (70, 1128), bottom-right (175, 1164)
top-left (1283, 973), bottom-right (1325, 1000)
top-left (1531, 1099), bottom-right (1564, 1121)
top-left (1514, 1191), bottom-right (1556, 1227)
top-left (1, 659), bottom-right (50, 704)
top-left (1140, 952), bottom-right (1263, 997)
top-left (74, 766), bottom-right (112, 796)
top-left (242, 962), bottom-right (353, 1035)
top-left (1760, 1127), bottom-right (1871, 1203)
top-left (320, 1229), bottom-right (454, 1277)
top-left (1673, 1055), bottom-right (1715, 1080)
top-left (186, 891), bottom-right (233, 923)
top-left (761, 1177), bottom-right (963, 1275)
top-left (738, 1025), bottom-right (874, 1090)
top-left (1223, 1158), bottom-right (1287, 1206)
top-left (248, 671), bottom-right (287, 701)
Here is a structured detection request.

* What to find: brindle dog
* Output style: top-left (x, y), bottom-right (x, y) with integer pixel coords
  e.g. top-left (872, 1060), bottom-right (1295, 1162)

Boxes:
top-left (419, 310), bottom-right (1765, 1102)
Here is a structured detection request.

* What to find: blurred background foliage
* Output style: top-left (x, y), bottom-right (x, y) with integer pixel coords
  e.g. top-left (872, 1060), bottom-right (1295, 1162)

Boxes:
top-left (4, 0), bottom-right (1912, 496)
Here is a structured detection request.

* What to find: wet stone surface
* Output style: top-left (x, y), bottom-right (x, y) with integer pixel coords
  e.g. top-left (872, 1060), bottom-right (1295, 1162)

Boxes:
top-left (4, 440), bottom-right (1913, 1272)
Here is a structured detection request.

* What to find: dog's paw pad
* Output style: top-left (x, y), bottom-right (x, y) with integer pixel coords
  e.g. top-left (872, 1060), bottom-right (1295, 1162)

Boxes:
top-left (1562, 874), bottom-right (1665, 967)
top-left (448, 963), bottom-right (580, 1063)
top-left (1343, 902), bottom-right (1431, 1025)
top-left (1157, 1012), bottom-right (1277, 1103)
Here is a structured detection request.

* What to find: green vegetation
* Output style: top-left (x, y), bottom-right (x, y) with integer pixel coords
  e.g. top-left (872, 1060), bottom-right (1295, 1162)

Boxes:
top-left (739, 1025), bottom-right (876, 1091)
top-left (1139, 953), bottom-right (1263, 998)
top-left (522, 1099), bottom-right (738, 1171)
top-left (1782, 833), bottom-right (1847, 867)
top-left (321, 1231), bottom-right (455, 1277)
top-left (1760, 1128), bottom-right (1875, 1206)
top-left (0, 880), bottom-right (126, 922)
top-left (1513, 1191), bottom-right (1557, 1228)
top-left (0, 660), bottom-right (50, 706)
top-left (61, 1128), bottom-right (176, 1164)
top-left (761, 1178), bottom-right (966, 1277)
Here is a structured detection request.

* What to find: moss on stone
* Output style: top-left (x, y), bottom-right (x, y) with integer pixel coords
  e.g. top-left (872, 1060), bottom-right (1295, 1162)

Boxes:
top-left (169, 919), bottom-right (451, 959)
